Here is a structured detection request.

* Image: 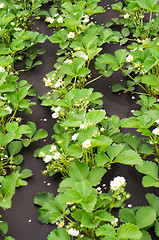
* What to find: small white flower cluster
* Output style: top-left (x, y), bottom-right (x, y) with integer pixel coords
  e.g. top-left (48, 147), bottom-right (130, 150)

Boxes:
top-left (46, 13), bottom-right (63, 24)
top-left (43, 75), bottom-right (62, 89)
top-left (110, 176), bottom-right (126, 191)
top-left (46, 17), bottom-right (54, 24)
top-left (72, 133), bottom-right (79, 141)
top-left (52, 106), bottom-right (61, 119)
top-left (39, 144), bottom-right (61, 164)
top-left (5, 106), bottom-right (12, 114)
top-left (82, 14), bottom-right (89, 23)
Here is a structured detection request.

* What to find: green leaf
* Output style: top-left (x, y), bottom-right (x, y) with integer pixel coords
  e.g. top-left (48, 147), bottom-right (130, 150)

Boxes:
top-left (96, 224), bottom-right (116, 237)
top-left (135, 206), bottom-right (156, 229)
top-left (121, 28), bottom-right (130, 38)
top-left (146, 193), bottom-right (159, 216)
top-left (88, 167), bottom-right (106, 186)
top-left (49, 196), bottom-right (67, 224)
top-left (86, 110), bottom-right (106, 124)
top-left (106, 144), bottom-right (125, 160)
top-left (62, 119), bottom-right (82, 127)
top-left (91, 136), bottom-right (113, 149)
top-left (117, 223), bottom-right (142, 239)
top-left (112, 2), bottom-right (123, 11)
top-left (142, 176), bottom-right (159, 188)
top-left (95, 53), bottom-right (119, 75)
top-left (77, 68), bottom-right (90, 77)
top-left (12, 154), bottom-right (23, 165)
top-left (138, 230), bottom-right (152, 240)
top-left (0, 173), bottom-right (19, 210)
top-left (4, 237), bottom-right (15, 240)
top-left (6, 122), bottom-right (18, 133)
top-left (17, 125), bottom-right (31, 134)
top-left (155, 221), bottom-right (159, 237)
top-left (114, 150), bottom-right (143, 166)
top-left (95, 153), bottom-right (110, 166)
top-left (8, 141), bottom-right (22, 156)
top-left (34, 193), bottom-right (54, 206)
top-left (119, 208), bottom-right (136, 224)
top-left (2, 13), bottom-right (15, 25)
top-left (0, 221), bottom-right (8, 234)
top-left (33, 129), bottom-right (48, 141)
top-left (115, 49), bottom-right (128, 64)
top-left (69, 161), bottom-right (89, 182)
top-left (112, 84), bottom-right (126, 92)
top-left (123, 133), bottom-right (140, 150)
top-left (20, 169), bottom-right (33, 179)
top-left (32, 61), bottom-right (42, 68)
top-left (141, 75), bottom-right (158, 87)
top-left (81, 212), bottom-right (100, 228)
top-left (95, 210), bottom-right (114, 222)
top-left (47, 228), bottom-right (70, 240)
top-left (135, 161), bottom-right (158, 179)
top-left (81, 193), bottom-right (97, 212)
top-left (138, 144), bottom-right (153, 155)
top-left (67, 144), bottom-right (83, 158)
top-left (38, 201), bottom-right (56, 224)
top-left (71, 209), bottom-right (85, 222)
top-left (11, 39), bottom-right (25, 52)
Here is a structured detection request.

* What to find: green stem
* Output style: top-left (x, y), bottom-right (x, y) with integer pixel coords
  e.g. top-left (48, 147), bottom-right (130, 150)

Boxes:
top-left (85, 75), bottom-right (103, 86)
top-left (119, 67), bottom-right (148, 93)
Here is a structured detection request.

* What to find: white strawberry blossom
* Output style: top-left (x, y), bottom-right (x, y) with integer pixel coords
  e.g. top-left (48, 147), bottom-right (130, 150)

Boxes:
top-left (54, 81), bottom-right (61, 88)
top-left (111, 218), bottom-right (118, 226)
top-left (14, 27), bottom-right (22, 31)
top-left (5, 106), bottom-right (12, 114)
top-left (52, 112), bottom-right (59, 118)
top-left (82, 139), bottom-right (91, 148)
top-left (72, 133), bottom-right (79, 141)
top-left (81, 54), bottom-right (88, 60)
top-left (80, 123), bottom-right (87, 129)
top-left (49, 145), bottom-right (57, 152)
top-left (57, 16), bottom-right (63, 23)
top-left (64, 59), bottom-right (72, 64)
top-left (67, 32), bottom-right (75, 39)
top-left (54, 13), bottom-right (59, 17)
top-left (156, 119), bottom-right (159, 124)
top-left (44, 78), bottom-right (52, 87)
top-left (110, 176), bottom-right (126, 191)
top-left (125, 55), bottom-right (133, 62)
top-left (110, 180), bottom-right (121, 191)
top-left (0, 66), bottom-right (5, 72)
top-left (68, 228), bottom-right (79, 236)
top-left (0, 3), bottom-right (4, 8)
top-left (53, 152), bottom-right (61, 160)
top-left (54, 106), bottom-right (61, 112)
top-left (124, 13), bottom-right (129, 19)
top-left (152, 128), bottom-right (159, 135)
top-left (46, 17), bottom-right (54, 23)
top-left (43, 155), bottom-right (52, 163)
